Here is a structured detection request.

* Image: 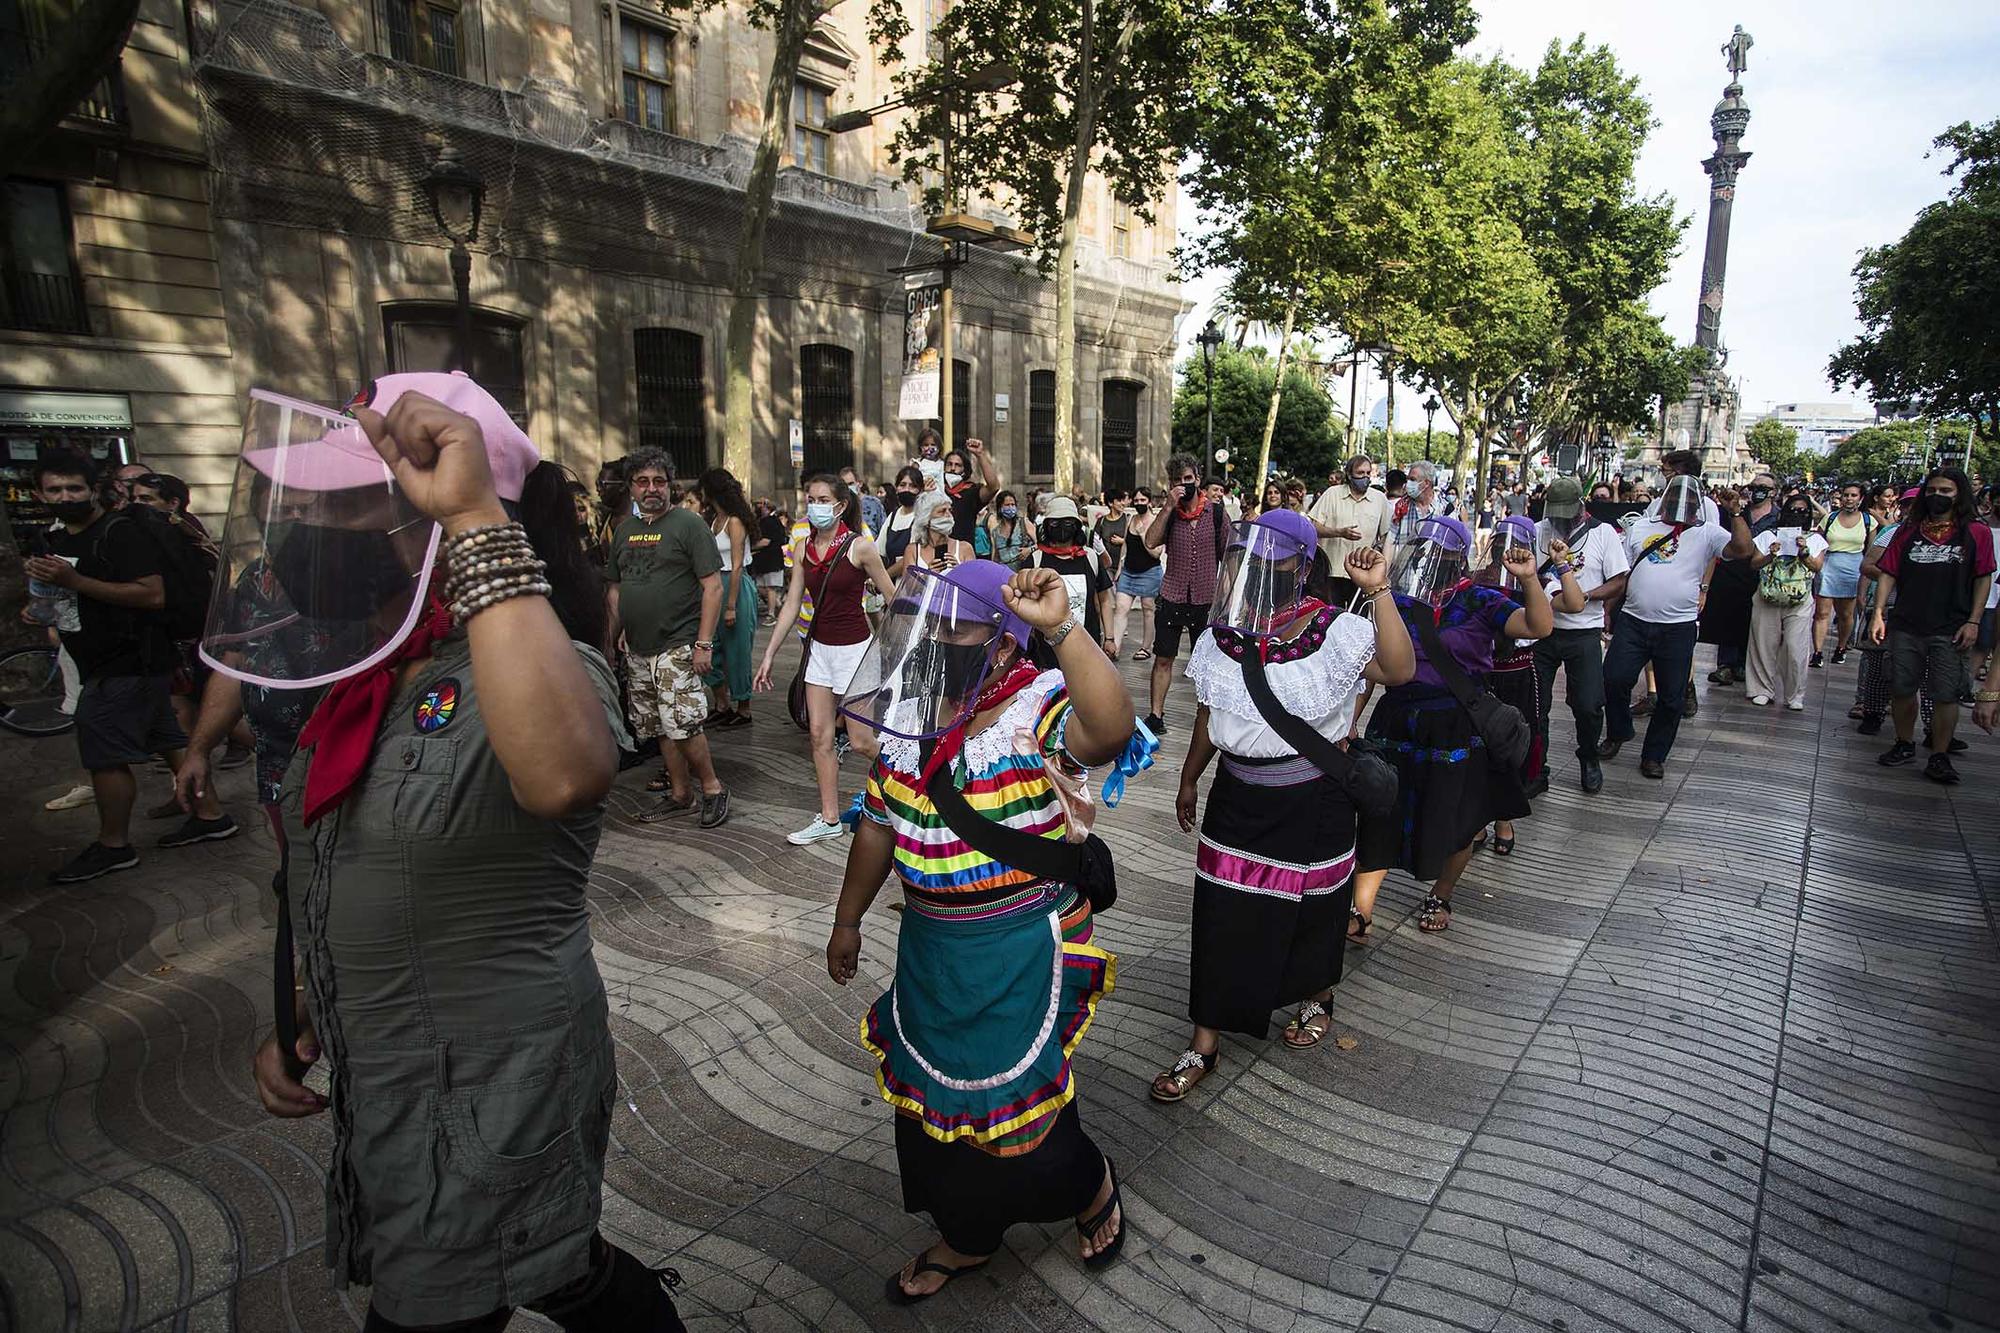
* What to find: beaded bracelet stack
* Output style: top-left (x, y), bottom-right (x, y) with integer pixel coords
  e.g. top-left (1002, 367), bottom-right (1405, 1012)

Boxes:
top-left (442, 520), bottom-right (551, 621)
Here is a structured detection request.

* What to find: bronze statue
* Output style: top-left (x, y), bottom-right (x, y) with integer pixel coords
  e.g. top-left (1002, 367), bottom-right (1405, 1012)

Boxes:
top-left (1723, 26), bottom-right (1753, 80)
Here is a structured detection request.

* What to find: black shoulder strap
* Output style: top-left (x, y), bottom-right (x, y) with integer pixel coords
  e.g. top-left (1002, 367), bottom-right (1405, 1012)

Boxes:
top-left (1238, 638), bottom-right (1358, 784)
top-left (1409, 605), bottom-right (1485, 714)
top-left (1634, 527), bottom-right (1679, 565)
top-left (921, 743), bottom-right (1084, 885)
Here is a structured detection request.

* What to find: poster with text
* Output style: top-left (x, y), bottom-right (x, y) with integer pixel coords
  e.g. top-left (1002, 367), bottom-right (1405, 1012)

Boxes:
top-left (898, 280), bottom-right (942, 420)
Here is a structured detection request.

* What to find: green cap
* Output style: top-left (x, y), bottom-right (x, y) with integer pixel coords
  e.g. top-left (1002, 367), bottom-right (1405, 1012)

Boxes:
top-left (1543, 476), bottom-right (1585, 519)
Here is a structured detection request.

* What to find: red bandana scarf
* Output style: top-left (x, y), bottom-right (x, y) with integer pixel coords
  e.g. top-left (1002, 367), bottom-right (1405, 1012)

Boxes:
top-left (296, 597), bottom-right (455, 825)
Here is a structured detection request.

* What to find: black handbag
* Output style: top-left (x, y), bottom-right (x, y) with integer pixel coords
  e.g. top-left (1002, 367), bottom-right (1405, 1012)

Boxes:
top-left (1238, 642), bottom-right (1400, 819)
top-left (921, 745), bottom-right (1117, 913)
top-left (1410, 613), bottom-right (1532, 773)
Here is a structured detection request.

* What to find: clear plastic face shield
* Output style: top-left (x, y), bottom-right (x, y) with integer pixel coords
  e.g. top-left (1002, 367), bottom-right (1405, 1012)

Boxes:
top-left (1660, 475), bottom-right (1705, 525)
top-left (1388, 518), bottom-right (1470, 608)
top-left (1209, 520), bottom-right (1311, 637)
top-left (1487, 517), bottom-right (1538, 593)
top-left (199, 390), bottom-right (440, 688)
top-left (839, 566), bottom-right (1008, 740)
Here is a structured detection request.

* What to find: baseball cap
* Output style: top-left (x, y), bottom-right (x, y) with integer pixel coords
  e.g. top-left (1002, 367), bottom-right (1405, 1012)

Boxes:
top-left (1543, 477), bottom-right (1584, 519)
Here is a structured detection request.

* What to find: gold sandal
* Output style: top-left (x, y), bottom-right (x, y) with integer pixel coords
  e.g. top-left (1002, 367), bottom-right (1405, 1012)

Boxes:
top-left (1149, 1048), bottom-right (1218, 1103)
top-left (1282, 1000), bottom-right (1332, 1049)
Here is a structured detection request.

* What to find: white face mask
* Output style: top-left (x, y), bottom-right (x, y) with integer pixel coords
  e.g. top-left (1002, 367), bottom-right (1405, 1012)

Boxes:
top-left (944, 471), bottom-right (965, 488)
top-left (806, 502), bottom-right (838, 529)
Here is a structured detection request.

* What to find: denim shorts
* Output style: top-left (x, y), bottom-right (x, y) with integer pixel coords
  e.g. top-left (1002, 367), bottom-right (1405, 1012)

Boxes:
top-left (1116, 564), bottom-right (1163, 599)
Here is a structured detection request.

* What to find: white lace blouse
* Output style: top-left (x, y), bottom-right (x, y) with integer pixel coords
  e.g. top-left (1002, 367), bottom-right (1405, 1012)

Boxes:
top-left (1185, 608), bottom-right (1375, 759)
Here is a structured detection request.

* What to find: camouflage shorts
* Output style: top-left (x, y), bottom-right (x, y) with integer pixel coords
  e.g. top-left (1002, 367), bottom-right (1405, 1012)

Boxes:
top-left (626, 644), bottom-right (708, 742)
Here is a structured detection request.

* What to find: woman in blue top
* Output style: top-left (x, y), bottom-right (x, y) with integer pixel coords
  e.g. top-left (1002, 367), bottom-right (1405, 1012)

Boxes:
top-left (1349, 516), bottom-right (1553, 935)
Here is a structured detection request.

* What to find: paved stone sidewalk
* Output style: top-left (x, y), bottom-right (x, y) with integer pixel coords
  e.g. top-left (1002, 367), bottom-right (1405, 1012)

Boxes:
top-left (2, 640), bottom-right (1995, 1332)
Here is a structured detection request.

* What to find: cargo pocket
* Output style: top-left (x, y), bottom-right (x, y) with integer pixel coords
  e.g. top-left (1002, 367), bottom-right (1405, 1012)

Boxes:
top-left (390, 735), bottom-right (458, 835)
top-left (442, 1066), bottom-right (578, 1192)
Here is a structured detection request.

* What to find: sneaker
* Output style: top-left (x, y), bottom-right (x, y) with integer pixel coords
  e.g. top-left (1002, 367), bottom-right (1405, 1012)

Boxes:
top-left (639, 794), bottom-right (697, 823)
top-left (1809, 652), bottom-right (1824, 669)
top-left (217, 743), bottom-right (253, 771)
top-left (1919, 730), bottom-right (1970, 755)
top-left (44, 783), bottom-right (95, 812)
top-left (49, 842), bottom-right (139, 884)
top-left (1785, 701), bottom-right (1806, 711)
top-left (160, 813), bottom-right (239, 848)
top-left (1878, 740), bottom-right (1916, 767)
top-left (1143, 713), bottom-right (1166, 737)
top-left (787, 815), bottom-right (847, 845)
top-left (698, 787), bottom-right (731, 829)
top-left (1749, 694), bottom-right (1773, 706)
top-left (1830, 649), bottom-right (1848, 666)
top-left (1923, 753), bottom-right (1961, 785)
top-left (1707, 667), bottom-right (1737, 685)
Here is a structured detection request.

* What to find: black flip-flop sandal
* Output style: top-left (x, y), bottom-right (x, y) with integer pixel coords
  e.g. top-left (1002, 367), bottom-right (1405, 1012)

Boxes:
top-left (883, 1253), bottom-right (988, 1305)
top-left (1076, 1157), bottom-right (1126, 1271)
top-left (1347, 908), bottom-right (1371, 943)
top-left (1492, 831), bottom-right (1516, 856)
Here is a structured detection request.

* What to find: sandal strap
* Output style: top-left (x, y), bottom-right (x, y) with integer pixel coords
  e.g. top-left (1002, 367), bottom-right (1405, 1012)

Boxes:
top-left (1076, 1159), bottom-right (1121, 1236)
top-left (1293, 1000), bottom-right (1329, 1026)
top-left (1168, 1048), bottom-right (1214, 1075)
top-left (1419, 894), bottom-right (1450, 915)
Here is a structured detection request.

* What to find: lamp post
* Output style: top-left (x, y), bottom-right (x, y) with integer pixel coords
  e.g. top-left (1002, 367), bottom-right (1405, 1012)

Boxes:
top-left (1197, 318), bottom-right (1223, 458)
top-left (422, 146), bottom-right (485, 374)
top-left (1422, 393), bottom-right (1440, 463)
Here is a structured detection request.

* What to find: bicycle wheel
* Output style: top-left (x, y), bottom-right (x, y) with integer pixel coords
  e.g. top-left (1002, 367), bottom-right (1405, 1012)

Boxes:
top-left (0, 645), bottom-right (76, 736)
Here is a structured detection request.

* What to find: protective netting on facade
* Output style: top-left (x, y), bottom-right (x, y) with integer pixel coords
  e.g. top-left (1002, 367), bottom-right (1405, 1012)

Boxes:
top-left (190, 0), bottom-right (1180, 350)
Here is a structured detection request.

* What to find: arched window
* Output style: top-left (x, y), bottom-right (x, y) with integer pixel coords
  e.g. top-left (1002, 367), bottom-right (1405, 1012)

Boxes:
top-left (799, 343), bottom-right (853, 475)
top-left (634, 328), bottom-right (706, 479)
top-left (383, 303), bottom-right (527, 422)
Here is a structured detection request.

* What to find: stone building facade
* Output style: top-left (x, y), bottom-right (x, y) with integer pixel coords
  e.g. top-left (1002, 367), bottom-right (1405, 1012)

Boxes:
top-left (3, 0), bottom-right (1185, 534)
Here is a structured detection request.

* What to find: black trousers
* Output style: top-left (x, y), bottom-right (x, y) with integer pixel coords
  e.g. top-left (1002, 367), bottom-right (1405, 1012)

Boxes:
top-left (1534, 627), bottom-right (1607, 760)
top-left (361, 1234), bottom-right (684, 1333)
top-left (1603, 613), bottom-right (1698, 765)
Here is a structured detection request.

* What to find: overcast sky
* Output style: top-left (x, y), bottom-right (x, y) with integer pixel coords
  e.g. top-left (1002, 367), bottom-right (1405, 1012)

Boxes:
top-left (1174, 0), bottom-right (2000, 420)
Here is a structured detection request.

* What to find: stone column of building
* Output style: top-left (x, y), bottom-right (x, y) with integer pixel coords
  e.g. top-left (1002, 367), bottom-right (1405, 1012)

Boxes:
top-left (1694, 26), bottom-right (1754, 353)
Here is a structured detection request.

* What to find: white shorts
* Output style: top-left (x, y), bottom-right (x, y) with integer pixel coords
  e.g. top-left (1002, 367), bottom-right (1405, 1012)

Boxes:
top-left (804, 637), bottom-right (875, 692)
top-left (755, 570), bottom-right (785, 588)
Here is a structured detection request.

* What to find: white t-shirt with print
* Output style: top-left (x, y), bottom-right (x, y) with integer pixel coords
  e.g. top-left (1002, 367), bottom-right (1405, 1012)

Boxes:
top-left (1538, 520), bottom-right (1630, 632)
top-left (1621, 519), bottom-right (1733, 624)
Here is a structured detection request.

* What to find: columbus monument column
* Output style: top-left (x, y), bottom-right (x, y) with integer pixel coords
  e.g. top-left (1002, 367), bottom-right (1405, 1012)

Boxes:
top-left (1695, 26), bottom-right (1754, 351)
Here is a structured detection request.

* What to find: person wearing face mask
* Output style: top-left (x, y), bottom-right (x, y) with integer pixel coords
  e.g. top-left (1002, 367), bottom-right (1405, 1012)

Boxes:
top-left (1811, 482), bottom-right (1875, 668)
top-left (1746, 500), bottom-right (1829, 710)
top-left (876, 465), bottom-right (926, 578)
top-left (1696, 470), bottom-right (1780, 691)
top-left (1869, 467), bottom-right (1995, 785)
top-left (1140, 454), bottom-right (1231, 736)
top-left (1153, 512), bottom-right (1412, 1101)
top-left (941, 439), bottom-right (1000, 563)
top-left (24, 453), bottom-right (240, 882)
top-left (755, 473), bottom-right (897, 841)
top-left (985, 488), bottom-right (1035, 570)
top-left (1028, 496), bottom-right (1113, 650)
top-left (1346, 517), bottom-right (1554, 935)
top-left (1307, 453), bottom-right (1394, 604)
top-left (826, 559), bottom-right (1135, 1303)
top-left (1601, 478), bottom-right (1754, 778)
top-left (1531, 477), bottom-right (1629, 793)
top-left (1110, 487), bottom-right (1162, 660)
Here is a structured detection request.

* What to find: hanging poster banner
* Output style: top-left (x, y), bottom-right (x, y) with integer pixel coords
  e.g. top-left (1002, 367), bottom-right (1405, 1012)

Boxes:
top-left (898, 276), bottom-right (943, 420)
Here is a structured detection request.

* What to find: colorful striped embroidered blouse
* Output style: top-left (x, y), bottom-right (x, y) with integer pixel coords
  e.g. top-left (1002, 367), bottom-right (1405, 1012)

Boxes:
top-left (862, 669), bottom-right (1079, 902)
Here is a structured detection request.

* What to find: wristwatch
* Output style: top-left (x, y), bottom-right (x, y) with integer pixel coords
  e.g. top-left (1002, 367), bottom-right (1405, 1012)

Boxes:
top-left (693, 639), bottom-right (714, 650)
top-left (1045, 615), bottom-right (1078, 648)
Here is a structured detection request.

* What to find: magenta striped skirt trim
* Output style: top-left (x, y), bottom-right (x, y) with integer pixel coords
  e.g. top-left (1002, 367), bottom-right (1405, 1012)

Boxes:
top-left (1196, 833), bottom-right (1355, 901)
top-left (1219, 753), bottom-right (1323, 786)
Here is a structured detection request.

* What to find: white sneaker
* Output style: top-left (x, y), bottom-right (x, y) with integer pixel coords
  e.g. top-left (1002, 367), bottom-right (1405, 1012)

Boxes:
top-left (787, 815), bottom-right (847, 845)
top-left (45, 783), bottom-right (95, 811)
top-left (1749, 695), bottom-right (1773, 706)
top-left (1785, 700), bottom-right (1806, 711)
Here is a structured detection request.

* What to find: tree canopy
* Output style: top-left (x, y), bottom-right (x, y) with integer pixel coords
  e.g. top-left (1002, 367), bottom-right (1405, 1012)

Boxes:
top-left (1168, 345), bottom-right (1344, 481)
top-left (1744, 417), bottom-right (1806, 479)
top-left (1828, 118), bottom-right (2000, 445)
top-left (1823, 419), bottom-right (1994, 485)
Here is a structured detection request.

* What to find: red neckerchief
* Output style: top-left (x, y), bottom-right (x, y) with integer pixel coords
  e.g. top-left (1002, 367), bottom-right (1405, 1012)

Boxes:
top-left (297, 596), bottom-right (454, 825)
top-left (803, 524), bottom-right (852, 569)
top-left (918, 657), bottom-right (1043, 787)
top-left (1037, 541), bottom-right (1083, 559)
top-left (947, 480), bottom-right (975, 499)
top-left (1428, 578), bottom-right (1476, 625)
top-left (1920, 514), bottom-right (1958, 544)
top-left (1175, 491), bottom-right (1209, 522)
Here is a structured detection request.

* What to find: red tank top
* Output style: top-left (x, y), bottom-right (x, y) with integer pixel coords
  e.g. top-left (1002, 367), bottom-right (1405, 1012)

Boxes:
top-left (805, 534), bottom-right (869, 645)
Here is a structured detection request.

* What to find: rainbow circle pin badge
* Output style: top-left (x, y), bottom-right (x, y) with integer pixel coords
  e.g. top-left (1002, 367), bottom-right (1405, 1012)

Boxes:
top-left (414, 678), bottom-right (459, 733)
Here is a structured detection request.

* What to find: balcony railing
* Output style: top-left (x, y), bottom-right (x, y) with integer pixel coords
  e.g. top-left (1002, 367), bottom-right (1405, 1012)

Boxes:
top-left (0, 270), bottom-right (91, 335)
top-left (0, 32), bottom-right (130, 129)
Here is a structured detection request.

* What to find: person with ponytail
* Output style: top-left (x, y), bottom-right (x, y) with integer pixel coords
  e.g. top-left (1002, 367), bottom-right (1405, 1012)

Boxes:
top-left (229, 374), bottom-right (686, 1332)
top-left (697, 465), bottom-right (759, 728)
top-left (754, 471), bottom-right (896, 844)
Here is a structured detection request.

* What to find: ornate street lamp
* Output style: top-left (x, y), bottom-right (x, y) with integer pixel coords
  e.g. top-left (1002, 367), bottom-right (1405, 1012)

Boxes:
top-left (1197, 318), bottom-right (1224, 458)
top-left (422, 145), bottom-right (485, 374)
top-left (1422, 393), bottom-right (1441, 462)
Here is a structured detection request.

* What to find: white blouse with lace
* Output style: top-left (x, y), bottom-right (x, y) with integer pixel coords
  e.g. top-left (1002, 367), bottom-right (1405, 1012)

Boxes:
top-left (1185, 608), bottom-right (1375, 758)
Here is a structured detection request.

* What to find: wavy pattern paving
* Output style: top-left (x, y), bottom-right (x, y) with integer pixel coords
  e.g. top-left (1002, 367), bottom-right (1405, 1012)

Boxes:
top-left (1, 640), bottom-right (1994, 1332)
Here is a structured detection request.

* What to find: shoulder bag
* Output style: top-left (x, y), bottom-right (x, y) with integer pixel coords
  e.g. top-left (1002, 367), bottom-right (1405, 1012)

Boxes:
top-left (789, 533), bottom-right (854, 731)
top-left (921, 743), bottom-right (1117, 913)
top-left (1409, 610), bottom-right (1532, 774)
top-left (1238, 638), bottom-right (1398, 819)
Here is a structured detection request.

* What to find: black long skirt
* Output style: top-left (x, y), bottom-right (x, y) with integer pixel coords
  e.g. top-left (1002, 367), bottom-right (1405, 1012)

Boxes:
top-left (1698, 558), bottom-right (1757, 650)
top-left (1358, 691), bottom-right (1529, 882)
top-left (1191, 759), bottom-right (1355, 1038)
top-left (895, 1100), bottom-right (1104, 1258)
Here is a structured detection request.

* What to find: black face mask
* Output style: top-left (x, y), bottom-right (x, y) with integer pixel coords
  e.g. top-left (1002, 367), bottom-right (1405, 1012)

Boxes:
top-left (1924, 493), bottom-right (1955, 516)
top-left (1749, 486), bottom-right (1771, 504)
top-left (270, 523), bottom-right (413, 621)
top-left (895, 490), bottom-right (918, 508)
top-left (50, 499), bottom-right (95, 525)
top-left (904, 638), bottom-right (990, 701)
top-left (1781, 509), bottom-right (1810, 528)
top-left (1043, 519), bottom-right (1081, 546)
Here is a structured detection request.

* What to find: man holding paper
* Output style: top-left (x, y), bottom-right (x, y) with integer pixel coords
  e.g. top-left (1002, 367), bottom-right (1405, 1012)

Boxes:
top-left (1745, 497), bottom-right (1827, 709)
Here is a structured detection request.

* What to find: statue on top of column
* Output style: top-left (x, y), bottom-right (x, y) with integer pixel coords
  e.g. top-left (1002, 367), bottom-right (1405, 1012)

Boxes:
top-left (1722, 26), bottom-right (1753, 80)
